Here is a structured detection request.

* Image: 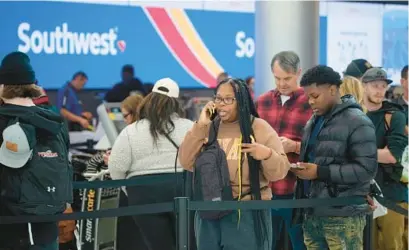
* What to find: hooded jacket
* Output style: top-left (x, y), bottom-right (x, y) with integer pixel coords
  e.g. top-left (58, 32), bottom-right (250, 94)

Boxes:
top-left (0, 103), bottom-right (69, 247)
top-left (367, 101), bottom-right (408, 202)
top-left (295, 95), bottom-right (378, 217)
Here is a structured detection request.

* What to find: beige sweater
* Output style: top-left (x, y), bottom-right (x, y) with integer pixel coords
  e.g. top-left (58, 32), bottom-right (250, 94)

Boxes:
top-left (179, 118), bottom-right (290, 200)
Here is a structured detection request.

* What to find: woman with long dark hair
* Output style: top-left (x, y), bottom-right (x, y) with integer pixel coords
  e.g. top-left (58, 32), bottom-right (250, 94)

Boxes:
top-left (108, 78), bottom-right (194, 250)
top-left (179, 78), bottom-right (290, 250)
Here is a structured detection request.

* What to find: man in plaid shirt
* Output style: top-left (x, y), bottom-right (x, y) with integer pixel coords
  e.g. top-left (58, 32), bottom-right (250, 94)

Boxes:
top-left (256, 51), bottom-right (312, 250)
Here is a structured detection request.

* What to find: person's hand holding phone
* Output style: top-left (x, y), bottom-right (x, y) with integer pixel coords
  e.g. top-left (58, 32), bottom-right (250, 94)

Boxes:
top-left (290, 163), bottom-right (305, 170)
top-left (198, 101), bottom-right (216, 126)
top-left (290, 162), bottom-right (318, 180)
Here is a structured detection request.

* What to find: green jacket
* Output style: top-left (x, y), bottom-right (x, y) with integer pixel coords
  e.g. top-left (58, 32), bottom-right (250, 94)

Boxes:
top-left (393, 96), bottom-right (408, 125)
top-left (367, 101), bottom-right (408, 202)
top-left (38, 104), bottom-right (59, 115)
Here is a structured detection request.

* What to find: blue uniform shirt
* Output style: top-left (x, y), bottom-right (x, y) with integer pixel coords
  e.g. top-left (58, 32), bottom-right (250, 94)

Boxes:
top-left (57, 82), bottom-right (83, 116)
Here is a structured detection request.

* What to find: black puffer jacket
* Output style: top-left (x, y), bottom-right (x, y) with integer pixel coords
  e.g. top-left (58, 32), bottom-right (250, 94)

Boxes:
top-left (295, 95), bottom-right (378, 217)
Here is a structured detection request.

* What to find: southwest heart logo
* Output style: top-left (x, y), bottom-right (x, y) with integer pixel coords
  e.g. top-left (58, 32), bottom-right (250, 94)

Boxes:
top-left (117, 40), bottom-right (126, 52)
top-left (143, 7), bottom-right (224, 88)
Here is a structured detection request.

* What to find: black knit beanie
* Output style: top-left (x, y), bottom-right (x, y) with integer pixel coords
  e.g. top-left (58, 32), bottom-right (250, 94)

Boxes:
top-left (0, 51), bottom-right (36, 85)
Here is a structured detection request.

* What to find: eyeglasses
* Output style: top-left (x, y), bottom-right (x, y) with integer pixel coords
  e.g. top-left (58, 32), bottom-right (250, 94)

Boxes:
top-left (214, 96), bottom-right (236, 105)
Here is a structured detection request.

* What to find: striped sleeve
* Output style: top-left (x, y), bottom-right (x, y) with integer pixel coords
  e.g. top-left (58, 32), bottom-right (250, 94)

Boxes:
top-left (84, 152), bottom-right (106, 177)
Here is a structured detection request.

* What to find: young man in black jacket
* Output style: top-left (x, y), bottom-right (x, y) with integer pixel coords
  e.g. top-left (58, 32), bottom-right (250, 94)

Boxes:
top-left (0, 51), bottom-right (71, 250)
top-left (291, 65), bottom-right (378, 249)
top-left (362, 67), bottom-right (408, 250)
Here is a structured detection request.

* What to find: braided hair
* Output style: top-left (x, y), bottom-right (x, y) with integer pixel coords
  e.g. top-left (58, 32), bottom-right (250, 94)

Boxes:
top-left (216, 78), bottom-right (267, 248)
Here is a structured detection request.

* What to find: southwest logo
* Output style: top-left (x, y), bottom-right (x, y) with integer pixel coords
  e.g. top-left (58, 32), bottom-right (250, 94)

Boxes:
top-left (144, 7), bottom-right (225, 88)
top-left (17, 22), bottom-right (126, 56)
top-left (117, 40), bottom-right (126, 53)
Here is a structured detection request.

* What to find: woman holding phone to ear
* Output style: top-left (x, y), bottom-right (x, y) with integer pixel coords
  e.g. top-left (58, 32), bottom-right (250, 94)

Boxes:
top-left (179, 78), bottom-right (290, 250)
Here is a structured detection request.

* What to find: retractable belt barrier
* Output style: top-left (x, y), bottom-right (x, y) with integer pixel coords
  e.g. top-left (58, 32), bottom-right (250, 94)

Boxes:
top-left (72, 177), bottom-right (409, 216)
top-left (72, 175), bottom-right (177, 189)
top-left (0, 176), bottom-right (406, 250)
top-left (0, 176), bottom-right (406, 224)
top-left (0, 174), bottom-right (369, 224)
top-left (0, 196), bottom-right (366, 224)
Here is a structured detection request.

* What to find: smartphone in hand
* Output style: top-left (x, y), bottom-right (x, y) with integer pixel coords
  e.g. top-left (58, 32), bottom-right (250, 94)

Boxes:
top-left (208, 106), bottom-right (217, 121)
top-left (290, 163), bottom-right (305, 170)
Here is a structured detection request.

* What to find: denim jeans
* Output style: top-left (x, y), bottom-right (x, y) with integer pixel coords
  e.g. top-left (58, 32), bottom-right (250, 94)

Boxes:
top-left (271, 194), bottom-right (306, 250)
top-left (303, 215), bottom-right (366, 250)
top-left (195, 210), bottom-right (272, 250)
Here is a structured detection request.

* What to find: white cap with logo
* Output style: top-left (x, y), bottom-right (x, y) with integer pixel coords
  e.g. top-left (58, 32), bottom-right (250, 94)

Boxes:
top-left (152, 78), bottom-right (180, 98)
top-left (0, 122), bottom-right (35, 169)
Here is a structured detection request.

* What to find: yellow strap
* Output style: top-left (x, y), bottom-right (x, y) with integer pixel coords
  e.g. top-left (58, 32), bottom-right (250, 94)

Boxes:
top-left (237, 135), bottom-right (243, 229)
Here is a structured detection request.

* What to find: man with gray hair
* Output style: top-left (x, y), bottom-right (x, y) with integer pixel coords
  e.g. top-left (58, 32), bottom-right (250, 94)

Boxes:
top-left (256, 51), bottom-right (312, 250)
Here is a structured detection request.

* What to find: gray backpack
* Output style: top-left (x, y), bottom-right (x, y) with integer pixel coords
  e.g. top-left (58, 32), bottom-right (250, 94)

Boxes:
top-left (193, 117), bottom-right (233, 220)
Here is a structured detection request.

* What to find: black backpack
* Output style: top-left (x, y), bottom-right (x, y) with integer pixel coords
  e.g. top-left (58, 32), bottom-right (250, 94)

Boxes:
top-left (0, 113), bottom-right (73, 215)
top-left (193, 117), bottom-right (233, 220)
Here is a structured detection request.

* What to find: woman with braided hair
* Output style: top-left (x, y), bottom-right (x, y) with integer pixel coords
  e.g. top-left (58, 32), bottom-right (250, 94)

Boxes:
top-left (179, 78), bottom-right (290, 250)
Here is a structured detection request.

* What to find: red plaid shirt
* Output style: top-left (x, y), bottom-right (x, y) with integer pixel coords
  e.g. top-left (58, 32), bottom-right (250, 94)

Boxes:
top-left (256, 88), bottom-right (312, 195)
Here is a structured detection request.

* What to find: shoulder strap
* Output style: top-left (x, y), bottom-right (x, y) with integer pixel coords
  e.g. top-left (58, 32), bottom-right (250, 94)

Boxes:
top-left (163, 133), bottom-right (179, 175)
top-left (384, 112), bottom-right (392, 132)
top-left (207, 118), bottom-right (221, 145)
top-left (385, 111), bottom-right (409, 136)
top-left (164, 133), bottom-right (179, 149)
top-left (163, 132), bottom-right (181, 197)
top-left (251, 115), bottom-right (255, 130)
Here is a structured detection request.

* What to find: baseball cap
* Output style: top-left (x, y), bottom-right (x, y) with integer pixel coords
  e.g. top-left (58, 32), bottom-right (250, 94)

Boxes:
top-left (344, 59), bottom-right (373, 78)
top-left (0, 121), bottom-right (37, 168)
top-left (362, 68), bottom-right (393, 85)
top-left (152, 78), bottom-right (180, 98)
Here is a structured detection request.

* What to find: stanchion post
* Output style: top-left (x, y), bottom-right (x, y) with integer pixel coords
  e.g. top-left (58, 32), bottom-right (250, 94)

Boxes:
top-left (175, 197), bottom-right (189, 250)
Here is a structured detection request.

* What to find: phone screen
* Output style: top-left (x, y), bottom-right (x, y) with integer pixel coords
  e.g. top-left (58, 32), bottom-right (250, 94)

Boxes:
top-left (290, 163), bottom-right (305, 170)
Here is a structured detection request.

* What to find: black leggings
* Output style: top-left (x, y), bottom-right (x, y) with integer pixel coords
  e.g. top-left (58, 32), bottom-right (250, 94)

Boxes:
top-left (126, 175), bottom-right (181, 250)
top-left (116, 190), bottom-right (148, 250)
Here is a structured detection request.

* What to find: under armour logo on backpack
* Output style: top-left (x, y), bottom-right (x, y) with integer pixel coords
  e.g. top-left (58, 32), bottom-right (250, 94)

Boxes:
top-left (47, 186), bottom-right (56, 192)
